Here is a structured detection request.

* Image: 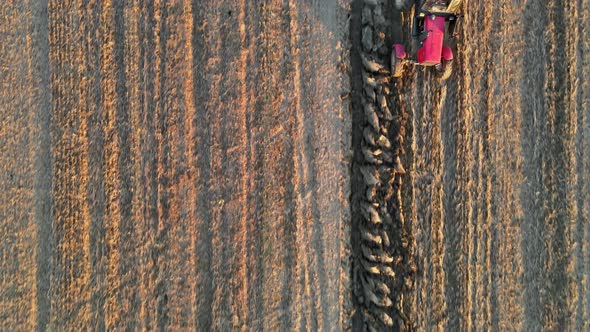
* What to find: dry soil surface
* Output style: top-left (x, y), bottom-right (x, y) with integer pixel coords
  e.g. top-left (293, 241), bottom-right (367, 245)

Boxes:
top-left (0, 1), bottom-right (352, 330)
top-left (2, 0), bottom-right (590, 331)
top-left (394, 0), bottom-right (590, 330)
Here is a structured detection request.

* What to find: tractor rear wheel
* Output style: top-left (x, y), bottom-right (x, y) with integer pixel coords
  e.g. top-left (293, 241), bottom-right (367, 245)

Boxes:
top-left (437, 59), bottom-right (453, 80)
top-left (391, 49), bottom-right (404, 78)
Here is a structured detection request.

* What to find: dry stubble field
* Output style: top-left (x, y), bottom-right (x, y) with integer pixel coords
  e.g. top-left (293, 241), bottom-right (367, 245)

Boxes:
top-left (1, 0), bottom-right (351, 330)
top-left (1, 0), bottom-right (589, 331)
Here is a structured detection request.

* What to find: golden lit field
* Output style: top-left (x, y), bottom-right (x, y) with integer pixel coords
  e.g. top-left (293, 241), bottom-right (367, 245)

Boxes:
top-left (1, 1), bottom-right (351, 330)
top-left (1, 0), bottom-right (589, 331)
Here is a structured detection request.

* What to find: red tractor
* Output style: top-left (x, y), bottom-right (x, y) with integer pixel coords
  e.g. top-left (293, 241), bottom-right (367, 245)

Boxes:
top-left (391, 0), bottom-right (462, 80)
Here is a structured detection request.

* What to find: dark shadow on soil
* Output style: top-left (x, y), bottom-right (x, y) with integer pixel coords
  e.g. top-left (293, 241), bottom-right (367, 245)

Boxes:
top-left (348, 0), bottom-right (365, 330)
top-left (31, 0), bottom-right (52, 329)
top-left (190, 2), bottom-right (214, 330)
top-left (546, 0), bottom-right (570, 328)
top-left (519, 0), bottom-right (548, 330)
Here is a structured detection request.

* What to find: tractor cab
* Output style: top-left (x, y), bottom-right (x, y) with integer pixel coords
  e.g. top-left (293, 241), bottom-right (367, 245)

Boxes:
top-left (391, 0), bottom-right (463, 80)
top-left (416, 15), bottom-right (447, 66)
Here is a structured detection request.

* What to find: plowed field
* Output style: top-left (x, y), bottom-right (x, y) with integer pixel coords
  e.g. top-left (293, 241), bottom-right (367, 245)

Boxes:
top-left (1, 0), bottom-right (589, 331)
top-left (393, 0), bottom-right (590, 330)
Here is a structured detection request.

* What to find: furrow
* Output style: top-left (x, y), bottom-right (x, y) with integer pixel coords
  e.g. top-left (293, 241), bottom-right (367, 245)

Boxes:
top-left (242, 1), bottom-right (266, 330)
top-left (98, 1), bottom-right (128, 328)
top-left (440, 3), bottom-right (473, 327)
top-left (189, 1), bottom-right (215, 330)
top-left (137, 2), bottom-right (161, 330)
top-left (47, 0), bottom-right (92, 329)
top-left (249, 1), bottom-right (299, 329)
top-left (122, 0), bottom-right (145, 330)
top-left (540, 0), bottom-right (578, 329)
top-left (520, 0), bottom-right (549, 330)
top-left (80, 0), bottom-right (108, 329)
top-left (487, 1), bottom-right (526, 329)
top-left (27, 0), bottom-right (53, 329)
top-left (200, 1), bottom-right (227, 329)
top-left (158, 2), bottom-right (194, 330)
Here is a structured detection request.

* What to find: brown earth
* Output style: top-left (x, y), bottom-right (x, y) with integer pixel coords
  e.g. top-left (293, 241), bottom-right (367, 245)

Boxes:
top-left (0, 0), bottom-right (351, 330)
top-left (2, 0), bottom-right (590, 331)
top-left (393, 0), bottom-right (590, 330)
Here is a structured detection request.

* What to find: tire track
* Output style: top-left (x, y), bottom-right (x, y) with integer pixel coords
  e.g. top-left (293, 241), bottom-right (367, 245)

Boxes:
top-left (544, 1), bottom-right (577, 329)
top-left (26, 0), bottom-right (53, 329)
top-left (460, 3), bottom-right (491, 329)
top-left (397, 11), bottom-right (418, 330)
top-left (188, 1), bottom-right (215, 330)
top-left (440, 14), bottom-right (471, 332)
top-left (461, 1), bottom-right (505, 330)
top-left (244, 2), bottom-right (299, 328)
top-left (130, 1), bottom-right (150, 328)
top-left (112, 2), bottom-right (139, 329)
top-left (308, 3), bottom-right (353, 330)
top-left (115, 1), bottom-right (174, 328)
top-left (98, 1), bottom-right (134, 328)
top-left (297, 2), bottom-right (330, 330)
top-left (276, 2), bottom-right (298, 330)
top-left (207, 1), bottom-right (257, 329)
top-left (293, 5), bottom-right (321, 330)
top-left (202, 1), bottom-right (230, 329)
top-left (47, 1), bottom-right (93, 329)
top-left (520, 0), bottom-right (549, 330)
top-left (157, 2), bottom-right (193, 330)
top-left (243, 1), bottom-right (265, 330)
top-left (487, 2), bottom-right (527, 329)
top-left (410, 67), bottom-right (446, 332)
top-left (119, 2), bottom-right (144, 329)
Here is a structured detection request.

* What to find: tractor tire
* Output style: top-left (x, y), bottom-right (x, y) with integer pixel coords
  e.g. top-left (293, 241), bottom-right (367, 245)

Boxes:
top-left (391, 50), bottom-right (404, 78)
top-left (437, 59), bottom-right (453, 81)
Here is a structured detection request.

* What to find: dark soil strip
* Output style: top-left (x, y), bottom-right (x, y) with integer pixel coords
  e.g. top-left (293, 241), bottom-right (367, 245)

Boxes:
top-left (190, 2), bottom-right (214, 330)
top-left (349, 1), bottom-right (366, 330)
top-left (520, 0), bottom-right (549, 330)
top-left (31, 0), bottom-right (53, 329)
